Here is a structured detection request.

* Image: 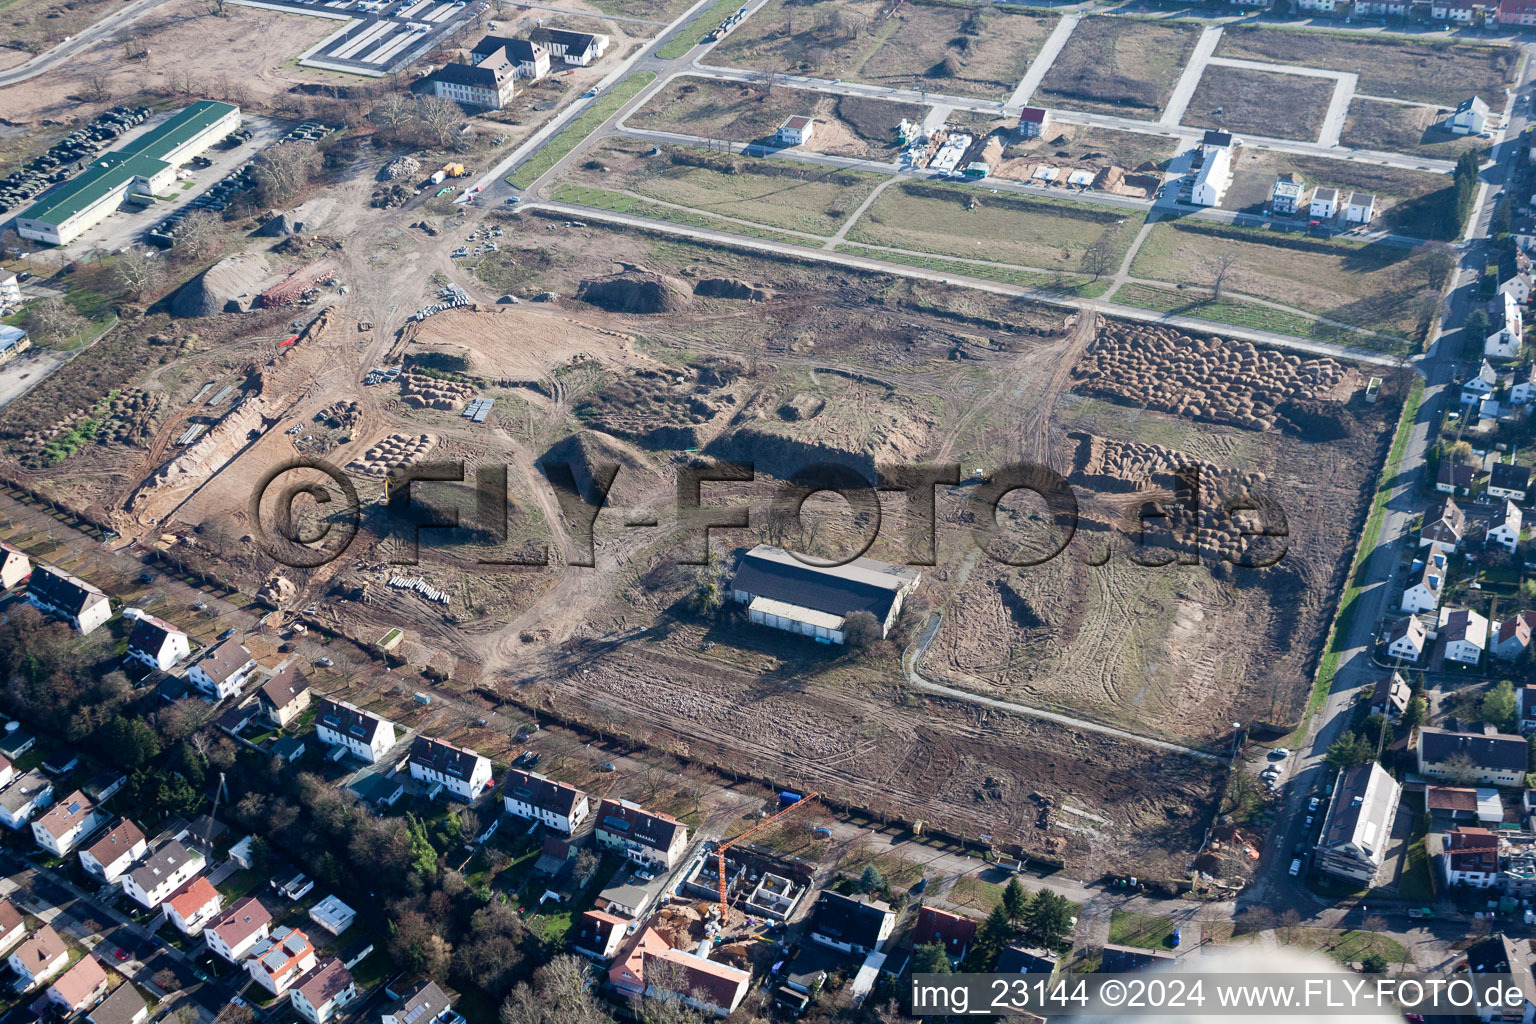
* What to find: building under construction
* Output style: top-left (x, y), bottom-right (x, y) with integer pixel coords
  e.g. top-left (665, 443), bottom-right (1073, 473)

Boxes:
top-left (681, 841), bottom-right (812, 923)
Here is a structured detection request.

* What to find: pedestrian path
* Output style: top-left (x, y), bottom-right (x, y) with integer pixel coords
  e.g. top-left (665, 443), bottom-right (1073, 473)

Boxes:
top-left (1008, 14), bottom-right (1079, 109)
top-left (1161, 25), bottom-right (1223, 127)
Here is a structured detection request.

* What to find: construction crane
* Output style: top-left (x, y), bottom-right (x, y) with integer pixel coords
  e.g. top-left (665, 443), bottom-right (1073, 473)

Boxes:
top-left (714, 792), bottom-right (819, 925)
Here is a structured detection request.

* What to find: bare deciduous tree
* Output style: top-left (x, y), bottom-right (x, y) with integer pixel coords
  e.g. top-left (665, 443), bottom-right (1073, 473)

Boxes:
top-left (112, 246), bottom-right (162, 298)
top-left (24, 296), bottom-right (88, 346)
top-left (86, 73), bottom-right (111, 103)
top-left (415, 94), bottom-right (462, 149)
top-left (175, 209), bottom-right (224, 262)
top-left (1208, 251), bottom-right (1240, 302)
top-left (252, 142), bottom-right (321, 207)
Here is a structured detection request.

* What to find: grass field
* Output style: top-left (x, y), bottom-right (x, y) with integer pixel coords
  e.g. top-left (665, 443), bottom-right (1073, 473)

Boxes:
top-left (846, 181), bottom-right (1143, 274)
top-left (835, 242), bottom-right (1105, 296)
top-left (559, 140), bottom-right (887, 235)
top-left (1219, 146), bottom-right (1456, 238)
top-left (1290, 928), bottom-right (1410, 966)
top-left (508, 72), bottom-right (656, 189)
top-left (1341, 98), bottom-right (1491, 160)
top-left (628, 76), bottom-right (918, 158)
top-left (709, 0), bottom-right (1058, 100)
top-left (553, 183), bottom-right (817, 244)
top-left (1036, 16), bottom-right (1202, 120)
top-left (1110, 282), bottom-right (1406, 352)
top-left (1129, 221), bottom-right (1433, 339)
top-left (1215, 25), bottom-right (1517, 107)
top-left (1184, 66), bottom-right (1336, 142)
top-left (1109, 910), bottom-right (1177, 949)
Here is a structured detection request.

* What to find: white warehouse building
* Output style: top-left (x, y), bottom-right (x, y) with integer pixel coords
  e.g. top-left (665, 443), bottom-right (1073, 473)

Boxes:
top-left (15, 101), bottom-right (240, 246)
top-left (730, 544), bottom-right (921, 645)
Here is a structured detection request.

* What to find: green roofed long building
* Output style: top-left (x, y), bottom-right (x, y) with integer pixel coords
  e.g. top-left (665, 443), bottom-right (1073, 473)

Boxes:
top-left (15, 100), bottom-right (240, 246)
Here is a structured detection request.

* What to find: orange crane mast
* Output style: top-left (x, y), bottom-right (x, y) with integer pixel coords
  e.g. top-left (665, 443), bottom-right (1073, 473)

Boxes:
top-left (715, 792), bottom-right (820, 925)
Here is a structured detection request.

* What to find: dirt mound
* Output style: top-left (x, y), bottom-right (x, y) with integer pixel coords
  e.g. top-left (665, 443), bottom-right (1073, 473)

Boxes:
top-left (1278, 397), bottom-right (1354, 441)
top-left (577, 267), bottom-right (694, 314)
top-left (171, 252), bottom-right (271, 317)
top-left (693, 277), bottom-right (774, 302)
top-left (575, 369), bottom-right (724, 450)
top-left (378, 155), bottom-right (421, 181)
top-left (539, 429), bottom-right (660, 503)
top-left (257, 198), bottom-right (335, 237)
top-left (778, 394), bottom-right (824, 421)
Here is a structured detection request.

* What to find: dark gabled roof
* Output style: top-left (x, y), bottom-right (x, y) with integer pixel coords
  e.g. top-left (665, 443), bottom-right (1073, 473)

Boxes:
top-left (996, 944), bottom-right (1059, 974)
top-left (294, 957), bottom-right (353, 1008)
top-left (503, 768), bottom-right (585, 817)
top-left (432, 62), bottom-right (501, 89)
top-left (528, 26), bottom-right (601, 51)
top-left (1201, 129), bottom-right (1232, 148)
top-left (471, 33), bottom-right (521, 57)
top-left (1419, 726), bottom-right (1528, 771)
top-left (258, 662), bottom-right (309, 712)
top-left (315, 698), bottom-right (392, 744)
top-left (808, 891), bottom-right (891, 948)
top-left (1492, 462), bottom-right (1531, 491)
top-left (484, 37), bottom-right (546, 63)
top-left (595, 798), bottom-right (684, 852)
top-left (29, 565), bottom-right (107, 617)
top-left (388, 980), bottom-right (452, 1022)
top-left (731, 544), bottom-right (917, 622)
top-left (409, 736), bottom-right (487, 783)
top-left (87, 979), bottom-right (145, 1024)
top-left (128, 614), bottom-right (185, 657)
top-left (1100, 943), bottom-right (1176, 972)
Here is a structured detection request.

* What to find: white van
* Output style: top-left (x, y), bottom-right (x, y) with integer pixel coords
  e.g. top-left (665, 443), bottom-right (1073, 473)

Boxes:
top-left (1289, 858), bottom-right (1302, 877)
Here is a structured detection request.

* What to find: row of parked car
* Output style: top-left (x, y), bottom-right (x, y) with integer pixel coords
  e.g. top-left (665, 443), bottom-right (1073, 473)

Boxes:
top-left (0, 105), bottom-right (151, 215)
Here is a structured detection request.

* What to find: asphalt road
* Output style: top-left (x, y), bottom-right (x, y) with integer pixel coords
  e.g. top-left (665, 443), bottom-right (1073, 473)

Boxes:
top-left (0, 0), bottom-right (169, 88)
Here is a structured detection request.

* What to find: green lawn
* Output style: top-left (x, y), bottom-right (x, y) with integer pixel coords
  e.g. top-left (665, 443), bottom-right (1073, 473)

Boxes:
top-left (1291, 928), bottom-right (1409, 966)
top-left (656, 0), bottom-right (742, 59)
top-left (1108, 910), bottom-right (1176, 949)
top-left (835, 243), bottom-right (1105, 296)
top-left (1111, 282), bottom-right (1407, 353)
top-left (946, 874), bottom-right (1006, 912)
top-left (507, 72), bottom-right (657, 189)
top-left (553, 183), bottom-right (815, 245)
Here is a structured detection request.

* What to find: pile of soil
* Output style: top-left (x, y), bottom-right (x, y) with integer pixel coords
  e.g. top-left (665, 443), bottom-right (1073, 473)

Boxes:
top-left (378, 156), bottom-right (420, 181)
top-left (577, 267), bottom-right (693, 314)
top-left (694, 277), bottom-right (774, 301)
top-left (171, 252), bottom-right (271, 317)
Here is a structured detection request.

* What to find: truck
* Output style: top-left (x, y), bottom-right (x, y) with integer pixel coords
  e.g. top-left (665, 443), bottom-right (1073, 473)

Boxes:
top-left (1407, 907), bottom-right (1435, 920)
top-left (429, 169), bottom-right (447, 186)
top-left (1288, 858), bottom-right (1301, 877)
top-left (444, 163), bottom-right (468, 177)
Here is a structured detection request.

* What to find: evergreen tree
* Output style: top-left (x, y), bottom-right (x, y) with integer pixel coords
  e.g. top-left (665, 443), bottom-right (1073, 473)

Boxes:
top-left (913, 943), bottom-right (953, 975)
top-left (1002, 877), bottom-right (1029, 923)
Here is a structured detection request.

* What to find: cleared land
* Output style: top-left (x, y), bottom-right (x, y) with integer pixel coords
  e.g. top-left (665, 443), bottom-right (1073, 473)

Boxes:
top-left (0, 0), bottom-right (120, 71)
top-left (1128, 221), bottom-right (1437, 342)
top-left (628, 77), bottom-right (920, 158)
top-left (708, 0), bottom-right (1058, 101)
top-left (556, 140), bottom-right (886, 236)
top-left (1184, 66), bottom-right (1336, 142)
top-left (1220, 145), bottom-right (1456, 239)
top-left (1341, 98), bottom-right (1491, 160)
top-left (999, 122), bottom-right (1178, 177)
top-left (1035, 16), bottom-right (1201, 121)
top-left (846, 181), bottom-right (1143, 276)
top-left (508, 72), bottom-right (656, 188)
top-left (1215, 26), bottom-right (1517, 107)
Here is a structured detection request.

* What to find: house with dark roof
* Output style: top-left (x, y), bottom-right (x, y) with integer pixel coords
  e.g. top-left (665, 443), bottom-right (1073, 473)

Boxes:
top-left (1099, 943), bottom-right (1176, 972)
top-left (1421, 498), bottom-right (1467, 550)
top-left (996, 944), bottom-right (1059, 976)
top-left (1314, 762), bottom-right (1401, 886)
top-left (594, 798), bottom-right (689, 870)
top-left (912, 906), bottom-right (977, 961)
top-left (0, 900), bottom-right (25, 960)
top-left (290, 958), bottom-right (357, 1023)
top-left (125, 612), bottom-right (190, 672)
top-left (314, 698), bottom-right (396, 763)
top-left (87, 980), bottom-right (147, 1024)
top-left (1017, 106), bottom-right (1049, 138)
top-left (409, 736), bottom-right (493, 801)
top-left (28, 564), bottom-right (110, 634)
top-left (257, 662), bottom-right (311, 728)
top-left (1200, 129), bottom-right (1232, 155)
top-left (571, 909), bottom-right (628, 960)
top-left (1426, 785), bottom-right (1489, 826)
top-left (122, 841), bottom-right (205, 909)
top-left (1439, 606), bottom-right (1490, 666)
top-left (382, 981), bottom-right (459, 1024)
top-left (1463, 933), bottom-right (1536, 1021)
top-left (469, 35), bottom-right (550, 78)
top-left (731, 544), bottom-right (922, 644)
top-left (527, 26), bottom-right (609, 65)
top-left (1386, 614), bottom-right (1428, 662)
top-left (1490, 461), bottom-right (1532, 503)
top-left (1369, 671), bottom-right (1412, 720)
top-left (807, 892), bottom-right (894, 956)
top-left (1418, 726), bottom-right (1529, 787)
top-left (1500, 247), bottom-right (1534, 304)
top-left (502, 769), bottom-right (589, 834)
top-left (188, 638), bottom-right (257, 700)
top-left (0, 769), bottom-right (54, 830)
top-left (1495, 614), bottom-right (1533, 661)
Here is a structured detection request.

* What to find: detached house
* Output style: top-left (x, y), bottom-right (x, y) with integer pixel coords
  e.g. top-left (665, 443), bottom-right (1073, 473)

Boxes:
top-left (1463, 360), bottom-right (1498, 405)
top-left (409, 736), bottom-right (493, 801)
top-left (1310, 187), bottom-right (1339, 219)
top-left (502, 769), bottom-right (589, 834)
top-left (1449, 95), bottom-right (1491, 135)
top-left (1270, 173), bottom-right (1304, 215)
top-left (1386, 614), bottom-right (1428, 662)
top-left (914, 906), bottom-right (978, 961)
top-left (1401, 560), bottom-right (1444, 614)
top-left (122, 841), bottom-right (205, 909)
top-left (382, 982), bottom-right (457, 1024)
top-left (594, 798), bottom-right (689, 870)
top-left (1439, 606), bottom-right (1489, 665)
top-left (1486, 292), bottom-right (1525, 361)
top-left (164, 876), bottom-right (222, 936)
top-left (1345, 192), bottom-right (1376, 224)
top-left (247, 925), bottom-right (317, 996)
top-left (28, 565), bottom-right (110, 635)
top-left (10, 924), bottom-right (68, 990)
top-left (1501, 248), bottom-right (1534, 303)
top-left (32, 789), bottom-right (106, 857)
top-left (0, 770), bottom-right (54, 830)
top-left (289, 958), bottom-right (358, 1024)
top-left (125, 612), bottom-right (190, 672)
top-left (1314, 762), bottom-right (1401, 886)
top-left (1017, 107), bottom-right (1049, 139)
top-left (1494, 614), bottom-right (1533, 661)
top-left (314, 698), bottom-right (396, 763)
top-left (0, 544), bottom-right (30, 591)
top-left (1370, 671), bottom-right (1413, 719)
top-left (87, 982), bottom-right (147, 1024)
top-left (46, 955), bottom-right (108, 1014)
top-left (0, 901), bottom-right (25, 960)
top-left (1443, 826), bottom-right (1502, 887)
top-left (1488, 500), bottom-right (1523, 553)
top-left (571, 909), bottom-right (628, 960)
top-left (1490, 462), bottom-right (1532, 503)
top-left (187, 639), bottom-right (257, 700)
top-left (774, 116), bottom-right (814, 147)
top-left (1421, 498), bottom-right (1466, 549)
top-left (808, 892), bottom-right (895, 955)
top-left (257, 662), bottom-right (311, 728)
top-left (80, 819), bottom-right (146, 883)
top-left (1418, 726), bottom-right (1529, 787)
top-left (205, 896), bottom-right (272, 964)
